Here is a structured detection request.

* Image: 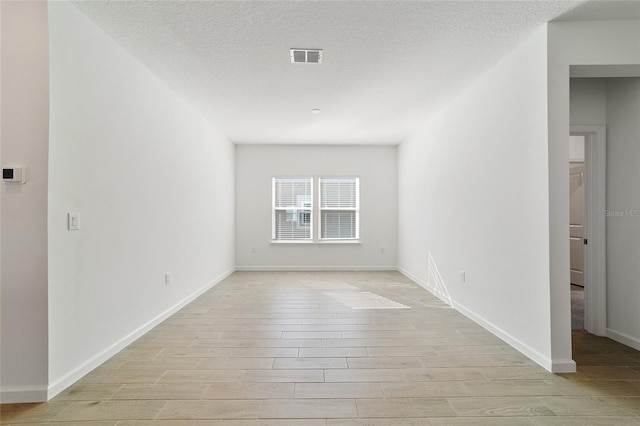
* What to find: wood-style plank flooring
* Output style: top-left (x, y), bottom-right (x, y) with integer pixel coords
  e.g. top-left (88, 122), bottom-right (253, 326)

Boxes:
top-left (2, 271), bottom-right (640, 425)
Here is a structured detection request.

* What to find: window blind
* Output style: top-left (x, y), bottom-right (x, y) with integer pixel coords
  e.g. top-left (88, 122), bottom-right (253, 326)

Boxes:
top-left (272, 177), bottom-right (313, 240)
top-left (319, 177), bottom-right (359, 240)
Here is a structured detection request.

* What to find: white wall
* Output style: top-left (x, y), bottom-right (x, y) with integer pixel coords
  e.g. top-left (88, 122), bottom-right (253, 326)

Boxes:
top-left (0, 0), bottom-right (50, 403)
top-left (568, 136), bottom-right (584, 163)
top-left (235, 145), bottom-right (397, 269)
top-left (548, 20), bottom-right (640, 366)
top-left (47, 1), bottom-right (235, 398)
top-left (398, 27), bottom-right (555, 369)
top-left (605, 78), bottom-right (640, 349)
top-left (570, 79), bottom-right (607, 125)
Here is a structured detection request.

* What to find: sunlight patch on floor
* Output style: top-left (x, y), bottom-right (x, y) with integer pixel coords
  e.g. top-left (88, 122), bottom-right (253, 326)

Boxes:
top-left (324, 291), bottom-right (410, 310)
top-left (303, 281), bottom-right (359, 291)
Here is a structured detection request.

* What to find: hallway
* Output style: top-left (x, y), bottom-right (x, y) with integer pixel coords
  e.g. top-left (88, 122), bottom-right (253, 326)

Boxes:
top-left (2, 271), bottom-right (640, 424)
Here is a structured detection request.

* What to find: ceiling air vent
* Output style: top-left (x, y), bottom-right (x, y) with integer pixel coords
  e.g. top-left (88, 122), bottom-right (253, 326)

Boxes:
top-left (290, 49), bottom-right (323, 64)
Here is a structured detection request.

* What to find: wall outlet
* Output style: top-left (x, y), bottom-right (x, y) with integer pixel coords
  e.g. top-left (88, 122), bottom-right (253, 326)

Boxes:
top-left (380, 248), bottom-right (385, 254)
top-left (251, 247), bottom-right (256, 254)
top-left (2, 166), bottom-right (26, 184)
top-left (165, 273), bottom-right (171, 285)
top-left (460, 271), bottom-right (466, 283)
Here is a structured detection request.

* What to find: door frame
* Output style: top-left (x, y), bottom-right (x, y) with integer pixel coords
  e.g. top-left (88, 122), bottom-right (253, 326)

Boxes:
top-left (571, 125), bottom-right (607, 336)
top-left (569, 163), bottom-right (585, 288)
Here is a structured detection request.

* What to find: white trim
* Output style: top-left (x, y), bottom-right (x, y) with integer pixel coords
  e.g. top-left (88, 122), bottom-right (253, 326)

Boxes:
top-left (46, 268), bottom-right (235, 400)
top-left (272, 177), bottom-right (314, 242)
top-left (550, 359), bottom-right (579, 373)
top-left (397, 268), bottom-right (576, 373)
top-left (272, 177), bottom-right (276, 240)
top-left (316, 240), bottom-right (361, 244)
top-left (451, 300), bottom-right (571, 373)
top-left (607, 328), bottom-right (640, 351)
top-left (270, 240), bottom-right (315, 245)
top-left (0, 386), bottom-right (48, 404)
top-left (397, 267), bottom-right (427, 289)
top-left (235, 266), bottom-right (397, 272)
top-left (318, 177), bottom-right (360, 241)
top-left (269, 240), bottom-right (361, 245)
top-left (571, 125), bottom-right (607, 336)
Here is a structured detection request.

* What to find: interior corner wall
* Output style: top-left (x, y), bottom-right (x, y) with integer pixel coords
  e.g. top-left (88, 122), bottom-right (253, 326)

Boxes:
top-left (397, 27), bottom-right (555, 369)
top-left (47, 1), bottom-right (235, 398)
top-left (235, 145), bottom-right (397, 270)
top-left (0, 0), bottom-right (50, 403)
top-left (548, 20), bottom-right (640, 367)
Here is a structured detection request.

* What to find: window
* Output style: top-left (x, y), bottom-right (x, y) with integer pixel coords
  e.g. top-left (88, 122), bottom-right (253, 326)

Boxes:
top-left (272, 177), bottom-right (313, 241)
top-left (272, 176), bottom-right (359, 242)
top-left (319, 177), bottom-right (359, 240)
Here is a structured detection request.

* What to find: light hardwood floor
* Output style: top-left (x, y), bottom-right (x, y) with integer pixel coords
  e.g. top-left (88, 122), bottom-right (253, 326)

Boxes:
top-left (2, 271), bottom-right (640, 425)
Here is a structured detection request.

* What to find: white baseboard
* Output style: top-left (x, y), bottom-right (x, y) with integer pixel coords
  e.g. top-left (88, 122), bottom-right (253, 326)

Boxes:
top-left (397, 268), bottom-right (575, 373)
top-left (607, 328), bottom-right (640, 351)
top-left (46, 268), bottom-right (235, 401)
top-left (397, 267), bottom-right (427, 289)
top-left (451, 299), bottom-right (565, 373)
top-left (235, 266), bottom-right (398, 271)
top-left (550, 359), bottom-right (578, 373)
top-left (0, 386), bottom-right (48, 404)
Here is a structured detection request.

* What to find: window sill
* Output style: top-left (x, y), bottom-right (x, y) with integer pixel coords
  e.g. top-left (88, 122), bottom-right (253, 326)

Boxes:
top-left (270, 240), bottom-right (315, 245)
top-left (270, 240), bottom-right (361, 245)
top-left (317, 240), bottom-right (361, 244)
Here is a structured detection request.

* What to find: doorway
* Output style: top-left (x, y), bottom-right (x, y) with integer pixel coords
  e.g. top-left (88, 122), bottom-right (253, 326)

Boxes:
top-left (570, 126), bottom-right (607, 337)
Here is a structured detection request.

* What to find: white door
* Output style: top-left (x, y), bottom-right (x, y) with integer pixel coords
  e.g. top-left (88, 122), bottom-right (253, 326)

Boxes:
top-left (570, 163), bottom-right (585, 286)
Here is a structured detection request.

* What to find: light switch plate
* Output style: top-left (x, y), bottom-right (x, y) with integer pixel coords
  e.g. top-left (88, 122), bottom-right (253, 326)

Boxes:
top-left (68, 212), bottom-right (80, 230)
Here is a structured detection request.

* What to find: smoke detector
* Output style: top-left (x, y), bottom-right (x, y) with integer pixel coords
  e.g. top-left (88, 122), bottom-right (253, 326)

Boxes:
top-left (290, 49), bottom-right (323, 64)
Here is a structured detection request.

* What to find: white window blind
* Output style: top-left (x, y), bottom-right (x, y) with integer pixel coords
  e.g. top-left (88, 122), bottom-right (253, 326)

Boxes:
top-left (272, 177), bottom-right (313, 241)
top-left (319, 177), bottom-right (359, 240)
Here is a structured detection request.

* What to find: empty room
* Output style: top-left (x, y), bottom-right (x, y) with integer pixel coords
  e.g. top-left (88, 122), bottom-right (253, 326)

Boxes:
top-left (1, 0), bottom-right (639, 424)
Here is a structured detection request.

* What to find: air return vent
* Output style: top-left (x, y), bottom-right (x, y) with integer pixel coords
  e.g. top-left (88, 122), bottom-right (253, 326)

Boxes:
top-left (290, 49), bottom-right (323, 64)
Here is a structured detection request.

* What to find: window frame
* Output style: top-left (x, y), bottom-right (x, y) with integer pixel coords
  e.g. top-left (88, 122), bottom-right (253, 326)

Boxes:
top-left (271, 177), bottom-right (314, 242)
top-left (271, 176), bottom-right (360, 243)
top-left (318, 177), bottom-right (360, 241)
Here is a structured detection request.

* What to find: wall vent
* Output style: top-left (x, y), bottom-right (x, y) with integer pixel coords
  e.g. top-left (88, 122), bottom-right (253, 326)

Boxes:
top-left (290, 49), bottom-right (323, 64)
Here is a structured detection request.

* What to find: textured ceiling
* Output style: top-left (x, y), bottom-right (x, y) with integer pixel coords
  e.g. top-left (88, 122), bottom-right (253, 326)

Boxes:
top-left (71, 0), bottom-right (601, 145)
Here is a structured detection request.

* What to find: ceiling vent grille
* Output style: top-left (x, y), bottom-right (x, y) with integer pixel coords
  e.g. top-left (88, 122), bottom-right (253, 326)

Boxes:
top-left (290, 49), bottom-right (323, 64)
